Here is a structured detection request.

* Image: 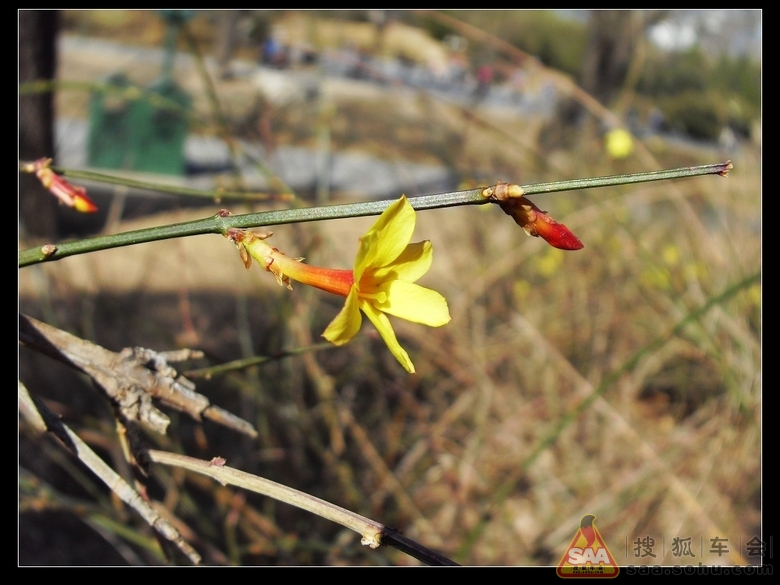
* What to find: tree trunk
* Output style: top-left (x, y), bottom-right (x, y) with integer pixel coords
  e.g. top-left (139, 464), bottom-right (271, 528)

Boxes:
top-left (19, 10), bottom-right (60, 238)
top-left (579, 11), bottom-right (643, 107)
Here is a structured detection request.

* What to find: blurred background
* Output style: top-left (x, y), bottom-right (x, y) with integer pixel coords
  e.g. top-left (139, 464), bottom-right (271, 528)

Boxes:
top-left (19, 10), bottom-right (761, 566)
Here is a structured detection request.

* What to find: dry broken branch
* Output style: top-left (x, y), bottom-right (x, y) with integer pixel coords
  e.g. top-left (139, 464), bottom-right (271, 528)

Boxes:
top-left (146, 450), bottom-right (459, 566)
top-left (19, 314), bottom-right (257, 438)
top-left (19, 381), bottom-right (201, 564)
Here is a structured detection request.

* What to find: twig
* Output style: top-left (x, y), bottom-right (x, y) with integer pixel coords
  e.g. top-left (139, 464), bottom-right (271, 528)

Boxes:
top-left (184, 340), bottom-right (338, 379)
top-left (46, 165), bottom-right (293, 203)
top-left (19, 314), bottom-right (257, 438)
top-left (146, 450), bottom-right (459, 566)
top-left (18, 381), bottom-right (201, 565)
top-left (380, 529), bottom-right (460, 566)
top-left (18, 162), bottom-right (731, 267)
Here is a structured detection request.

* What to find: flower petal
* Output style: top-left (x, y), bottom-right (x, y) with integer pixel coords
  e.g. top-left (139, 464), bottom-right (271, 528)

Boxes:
top-left (322, 286), bottom-right (362, 345)
top-left (361, 300), bottom-right (415, 373)
top-left (355, 196), bottom-right (415, 278)
top-left (374, 280), bottom-right (451, 327)
top-left (372, 241), bottom-right (432, 283)
top-left (354, 230), bottom-right (378, 283)
top-left (71, 189), bottom-right (99, 213)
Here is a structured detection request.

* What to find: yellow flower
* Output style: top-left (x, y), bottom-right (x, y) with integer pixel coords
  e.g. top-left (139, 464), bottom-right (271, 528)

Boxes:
top-left (605, 128), bottom-right (633, 160)
top-left (228, 196), bottom-right (451, 373)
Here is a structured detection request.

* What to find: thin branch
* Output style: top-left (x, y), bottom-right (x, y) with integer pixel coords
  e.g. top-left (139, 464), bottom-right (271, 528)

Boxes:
top-left (20, 468), bottom-right (155, 565)
top-left (19, 162), bottom-right (732, 267)
top-left (46, 165), bottom-right (294, 203)
top-left (19, 314), bottom-right (257, 438)
top-left (520, 161), bottom-right (732, 196)
top-left (181, 22), bottom-right (243, 182)
top-left (380, 529), bottom-right (460, 566)
top-left (184, 340), bottom-right (338, 379)
top-left (18, 382), bottom-right (201, 565)
top-left (146, 450), bottom-right (459, 566)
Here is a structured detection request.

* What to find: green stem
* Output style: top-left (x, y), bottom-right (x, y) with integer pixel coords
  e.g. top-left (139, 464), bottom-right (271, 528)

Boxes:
top-left (17, 191), bottom-right (484, 267)
top-left (18, 162), bottom-right (732, 268)
top-left (184, 340), bottom-right (338, 379)
top-left (521, 161), bottom-right (732, 195)
top-left (47, 166), bottom-right (290, 202)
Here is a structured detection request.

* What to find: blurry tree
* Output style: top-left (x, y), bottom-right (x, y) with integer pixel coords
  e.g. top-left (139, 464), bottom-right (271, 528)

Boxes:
top-left (19, 10), bottom-right (60, 238)
top-left (580, 10), bottom-right (668, 107)
top-left (420, 11), bottom-right (588, 78)
top-left (637, 47), bottom-right (708, 96)
top-left (215, 10), bottom-right (245, 80)
top-left (659, 90), bottom-right (725, 140)
top-left (637, 46), bottom-right (760, 141)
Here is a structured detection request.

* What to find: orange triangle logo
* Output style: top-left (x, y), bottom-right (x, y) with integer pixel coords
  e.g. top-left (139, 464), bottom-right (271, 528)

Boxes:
top-left (557, 515), bottom-right (620, 578)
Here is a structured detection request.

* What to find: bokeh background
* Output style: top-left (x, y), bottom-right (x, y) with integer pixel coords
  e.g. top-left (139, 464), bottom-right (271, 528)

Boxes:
top-left (19, 10), bottom-right (761, 566)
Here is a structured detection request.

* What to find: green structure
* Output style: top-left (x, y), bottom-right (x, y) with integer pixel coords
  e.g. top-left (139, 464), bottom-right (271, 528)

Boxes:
top-left (87, 11), bottom-right (193, 175)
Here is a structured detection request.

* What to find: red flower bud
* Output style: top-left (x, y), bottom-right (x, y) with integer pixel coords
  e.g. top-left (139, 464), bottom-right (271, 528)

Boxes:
top-left (501, 196), bottom-right (583, 251)
top-left (25, 158), bottom-right (98, 213)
